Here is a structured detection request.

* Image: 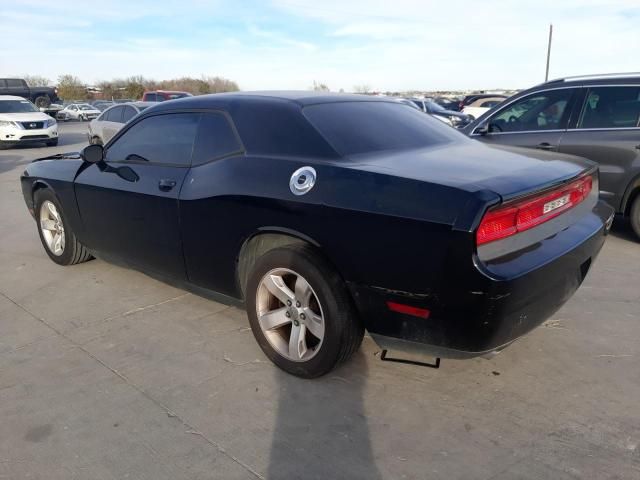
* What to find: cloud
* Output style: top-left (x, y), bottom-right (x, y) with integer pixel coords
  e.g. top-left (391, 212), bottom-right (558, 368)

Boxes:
top-left (1, 0), bottom-right (638, 91)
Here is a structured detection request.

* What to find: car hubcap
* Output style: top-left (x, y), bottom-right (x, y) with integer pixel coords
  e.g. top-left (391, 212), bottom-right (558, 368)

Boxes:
top-left (39, 201), bottom-right (65, 256)
top-left (256, 268), bottom-right (325, 362)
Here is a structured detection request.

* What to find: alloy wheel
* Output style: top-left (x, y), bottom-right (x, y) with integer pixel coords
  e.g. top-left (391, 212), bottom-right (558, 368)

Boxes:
top-left (256, 268), bottom-right (325, 362)
top-left (39, 200), bottom-right (65, 256)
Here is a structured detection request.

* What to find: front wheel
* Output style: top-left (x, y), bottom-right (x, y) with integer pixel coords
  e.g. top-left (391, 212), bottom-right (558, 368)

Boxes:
top-left (630, 195), bottom-right (640, 241)
top-left (34, 189), bottom-right (93, 266)
top-left (46, 139), bottom-right (58, 147)
top-left (246, 244), bottom-right (364, 378)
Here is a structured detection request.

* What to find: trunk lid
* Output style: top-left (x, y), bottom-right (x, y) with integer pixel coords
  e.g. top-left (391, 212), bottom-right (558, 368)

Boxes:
top-left (348, 142), bottom-right (594, 202)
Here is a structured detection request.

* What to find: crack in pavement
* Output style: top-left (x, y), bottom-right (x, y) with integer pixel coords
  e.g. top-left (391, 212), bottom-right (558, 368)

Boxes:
top-left (0, 289), bottom-right (265, 480)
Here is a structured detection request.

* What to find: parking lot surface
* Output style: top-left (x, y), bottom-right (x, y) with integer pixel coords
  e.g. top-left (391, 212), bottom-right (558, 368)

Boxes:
top-left (1, 122), bottom-right (639, 479)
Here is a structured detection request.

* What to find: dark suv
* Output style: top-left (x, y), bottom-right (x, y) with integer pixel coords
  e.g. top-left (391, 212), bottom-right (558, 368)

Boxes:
top-left (463, 73), bottom-right (640, 239)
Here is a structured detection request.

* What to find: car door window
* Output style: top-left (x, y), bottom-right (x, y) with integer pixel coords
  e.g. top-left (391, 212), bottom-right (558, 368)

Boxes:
top-left (121, 106), bottom-right (137, 123)
top-left (577, 86), bottom-right (640, 129)
top-left (488, 89), bottom-right (574, 133)
top-left (191, 112), bottom-right (243, 165)
top-left (105, 106), bottom-right (123, 123)
top-left (105, 113), bottom-right (199, 166)
top-left (146, 93), bottom-right (157, 102)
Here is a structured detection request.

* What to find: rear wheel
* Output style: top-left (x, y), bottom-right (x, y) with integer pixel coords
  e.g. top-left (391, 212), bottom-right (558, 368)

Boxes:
top-left (630, 195), bottom-right (640, 240)
top-left (34, 96), bottom-right (51, 109)
top-left (34, 189), bottom-right (93, 266)
top-left (246, 244), bottom-right (363, 378)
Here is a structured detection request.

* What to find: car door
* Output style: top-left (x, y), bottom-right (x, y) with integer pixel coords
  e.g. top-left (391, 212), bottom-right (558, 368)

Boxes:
top-left (470, 88), bottom-right (579, 152)
top-left (558, 85), bottom-right (640, 212)
top-left (74, 112), bottom-right (200, 279)
top-left (102, 106), bottom-right (124, 143)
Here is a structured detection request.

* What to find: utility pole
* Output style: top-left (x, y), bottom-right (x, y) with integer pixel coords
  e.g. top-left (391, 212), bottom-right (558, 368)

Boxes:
top-left (545, 23), bottom-right (553, 82)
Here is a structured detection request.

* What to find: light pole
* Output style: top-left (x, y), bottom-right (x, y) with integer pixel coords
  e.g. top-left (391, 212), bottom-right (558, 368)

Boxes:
top-left (545, 23), bottom-right (553, 82)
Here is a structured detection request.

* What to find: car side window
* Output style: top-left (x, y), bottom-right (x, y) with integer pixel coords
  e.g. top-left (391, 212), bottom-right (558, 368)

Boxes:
top-left (121, 106), bottom-right (137, 123)
top-left (105, 106), bottom-right (123, 123)
top-left (105, 113), bottom-right (199, 166)
top-left (488, 89), bottom-right (574, 133)
top-left (577, 87), bottom-right (640, 129)
top-left (191, 112), bottom-right (243, 165)
top-left (146, 93), bottom-right (157, 102)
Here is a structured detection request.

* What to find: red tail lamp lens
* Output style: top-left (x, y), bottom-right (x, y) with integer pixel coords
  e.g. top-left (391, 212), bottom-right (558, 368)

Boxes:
top-left (477, 174), bottom-right (593, 246)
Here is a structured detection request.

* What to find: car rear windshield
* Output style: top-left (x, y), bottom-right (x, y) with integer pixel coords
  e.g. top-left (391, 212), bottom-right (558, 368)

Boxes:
top-left (303, 101), bottom-right (461, 156)
top-left (0, 100), bottom-right (38, 113)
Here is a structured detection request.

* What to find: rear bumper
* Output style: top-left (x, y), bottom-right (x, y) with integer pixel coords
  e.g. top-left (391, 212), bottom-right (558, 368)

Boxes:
top-left (350, 200), bottom-right (615, 358)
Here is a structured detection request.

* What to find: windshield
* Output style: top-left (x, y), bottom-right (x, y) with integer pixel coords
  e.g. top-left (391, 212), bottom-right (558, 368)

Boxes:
top-left (426, 101), bottom-right (446, 113)
top-left (78, 104), bottom-right (94, 110)
top-left (304, 101), bottom-right (462, 156)
top-left (0, 100), bottom-right (39, 114)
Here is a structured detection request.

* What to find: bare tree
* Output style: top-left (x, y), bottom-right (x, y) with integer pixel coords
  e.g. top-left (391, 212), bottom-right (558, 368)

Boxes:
top-left (353, 84), bottom-right (371, 94)
top-left (23, 75), bottom-right (51, 87)
top-left (57, 74), bottom-right (87, 100)
top-left (311, 81), bottom-right (330, 92)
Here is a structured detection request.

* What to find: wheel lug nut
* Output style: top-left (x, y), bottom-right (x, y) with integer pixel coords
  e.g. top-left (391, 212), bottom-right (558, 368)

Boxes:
top-left (295, 301), bottom-right (301, 307)
top-left (300, 313), bottom-right (306, 320)
top-left (286, 300), bottom-right (292, 306)
top-left (285, 311), bottom-right (291, 318)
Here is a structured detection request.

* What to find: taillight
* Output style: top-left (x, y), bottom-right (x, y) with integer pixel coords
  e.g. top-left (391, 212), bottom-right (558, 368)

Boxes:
top-left (477, 174), bottom-right (593, 246)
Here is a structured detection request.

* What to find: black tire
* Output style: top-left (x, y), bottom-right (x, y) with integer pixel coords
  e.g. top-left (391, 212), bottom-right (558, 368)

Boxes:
top-left (79, 115), bottom-right (85, 122)
top-left (246, 244), bottom-right (364, 378)
top-left (34, 96), bottom-right (51, 109)
top-left (46, 139), bottom-right (58, 147)
top-left (630, 195), bottom-right (640, 240)
top-left (0, 141), bottom-right (9, 150)
top-left (34, 189), bottom-right (93, 266)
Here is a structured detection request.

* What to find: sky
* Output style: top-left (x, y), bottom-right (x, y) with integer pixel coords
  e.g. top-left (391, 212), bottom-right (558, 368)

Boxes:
top-left (0, 0), bottom-right (638, 92)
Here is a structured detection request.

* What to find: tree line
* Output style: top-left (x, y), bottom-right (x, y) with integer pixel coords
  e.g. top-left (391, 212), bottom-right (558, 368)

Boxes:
top-left (23, 74), bottom-right (240, 101)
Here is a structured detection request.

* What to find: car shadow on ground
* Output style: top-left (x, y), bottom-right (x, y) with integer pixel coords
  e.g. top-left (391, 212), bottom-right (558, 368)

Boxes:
top-left (0, 153), bottom-right (31, 175)
top-left (267, 351), bottom-right (383, 479)
top-left (610, 215), bottom-right (638, 244)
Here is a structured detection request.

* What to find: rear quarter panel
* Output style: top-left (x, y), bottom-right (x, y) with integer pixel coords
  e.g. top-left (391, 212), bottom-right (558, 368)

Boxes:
top-left (179, 155), bottom-right (481, 299)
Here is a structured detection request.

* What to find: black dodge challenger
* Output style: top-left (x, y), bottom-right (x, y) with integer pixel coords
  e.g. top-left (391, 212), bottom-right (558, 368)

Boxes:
top-left (20, 92), bottom-right (614, 378)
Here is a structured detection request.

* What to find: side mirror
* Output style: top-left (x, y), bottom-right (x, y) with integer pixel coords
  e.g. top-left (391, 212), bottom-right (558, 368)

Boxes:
top-left (81, 144), bottom-right (104, 163)
top-left (474, 122), bottom-right (489, 136)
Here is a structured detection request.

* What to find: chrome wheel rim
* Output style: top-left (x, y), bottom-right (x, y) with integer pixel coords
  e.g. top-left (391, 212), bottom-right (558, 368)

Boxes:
top-left (256, 268), bottom-right (325, 362)
top-left (39, 201), bottom-right (65, 256)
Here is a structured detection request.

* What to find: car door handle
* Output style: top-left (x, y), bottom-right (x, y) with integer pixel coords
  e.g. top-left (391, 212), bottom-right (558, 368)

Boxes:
top-left (158, 179), bottom-right (177, 192)
top-left (536, 142), bottom-right (555, 151)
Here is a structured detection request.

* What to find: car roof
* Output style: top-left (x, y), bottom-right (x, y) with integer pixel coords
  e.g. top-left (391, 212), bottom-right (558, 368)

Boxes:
top-left (0, 95), bottom-right (30, 101)
top-left (146, 91), bottom-right (395, 113)
top-left (528, 73), bottom-right (640, 92)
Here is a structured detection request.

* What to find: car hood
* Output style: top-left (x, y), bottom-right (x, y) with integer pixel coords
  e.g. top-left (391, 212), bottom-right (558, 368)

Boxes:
top-left (348, 141), bottom-right (594, 202)
top-left (0, 112), bottom-right (51, 122)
